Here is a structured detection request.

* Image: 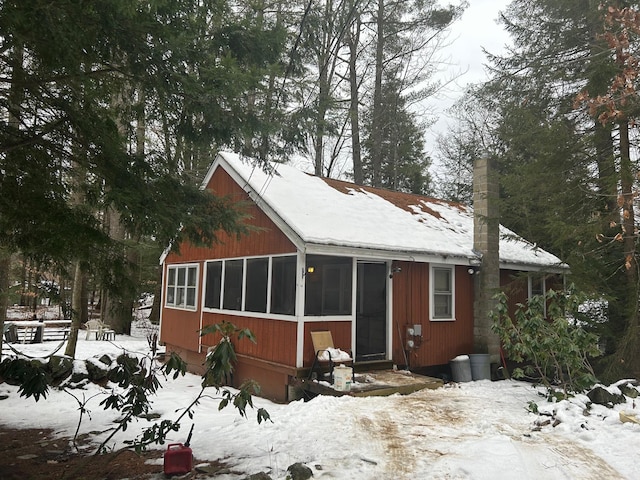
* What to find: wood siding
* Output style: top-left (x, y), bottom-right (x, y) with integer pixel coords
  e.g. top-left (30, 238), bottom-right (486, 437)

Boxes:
top-left (164, 167), bottom-right (297, 264)
top-left (391, 262), bottom-right (474, 367)
top-left (200, 312), bottom-right (297, 367)
top-left (160, 165), bottom-right (298, 357)
top-left (160, 305), bottom-right (202, 352)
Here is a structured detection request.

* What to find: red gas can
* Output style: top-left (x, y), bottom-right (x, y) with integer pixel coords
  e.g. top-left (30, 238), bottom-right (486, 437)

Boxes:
top-left (163, 443), bottom-right (193, 476)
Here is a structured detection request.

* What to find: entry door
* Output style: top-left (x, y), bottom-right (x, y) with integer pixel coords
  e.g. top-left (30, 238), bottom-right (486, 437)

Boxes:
top-left (356, 262), bottom-right (387, 361)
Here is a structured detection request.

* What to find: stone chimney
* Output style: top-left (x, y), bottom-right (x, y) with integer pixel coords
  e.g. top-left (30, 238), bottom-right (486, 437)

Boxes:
top-left (473, 157), bottom-right (501, 361)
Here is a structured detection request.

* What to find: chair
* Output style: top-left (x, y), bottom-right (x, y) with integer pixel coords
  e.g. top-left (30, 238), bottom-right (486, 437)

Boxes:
top-left (309, 331), bottom-right (353, 383)
top-left (3, 323), bottom-right (18, 344)
top-left (84, 319), bottom-right (112, 340)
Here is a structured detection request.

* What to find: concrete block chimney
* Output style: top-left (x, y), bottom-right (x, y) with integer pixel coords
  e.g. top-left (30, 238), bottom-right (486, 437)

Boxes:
top-left (473, 157), bottom-right (501, 361)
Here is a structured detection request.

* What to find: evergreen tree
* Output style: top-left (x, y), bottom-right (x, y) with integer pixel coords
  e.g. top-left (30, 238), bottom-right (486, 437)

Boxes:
top-left (0, 0), bottom-right (289, 354)
top-left (437, 0), bottom-right (637, 378)
top-left (363, 78), bottom-right (431, 194)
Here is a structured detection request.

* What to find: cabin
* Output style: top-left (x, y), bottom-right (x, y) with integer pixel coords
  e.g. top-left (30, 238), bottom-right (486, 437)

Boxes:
top-left (159, 152), bottom-right (566, 402)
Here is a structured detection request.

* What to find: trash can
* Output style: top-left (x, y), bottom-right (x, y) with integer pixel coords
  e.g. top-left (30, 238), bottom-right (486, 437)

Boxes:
top-left (450, 355), bottom-right (472, 382)
top-left (469, 354), bottom-right (491, 380)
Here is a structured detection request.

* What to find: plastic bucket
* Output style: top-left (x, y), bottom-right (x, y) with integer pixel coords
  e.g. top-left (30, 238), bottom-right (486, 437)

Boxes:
top-left (449, 355), bottom-right (472, 382)
top-left (469, 354), bottom-right (491, 381)
top-left (334, 365), bottom-right (353, 391)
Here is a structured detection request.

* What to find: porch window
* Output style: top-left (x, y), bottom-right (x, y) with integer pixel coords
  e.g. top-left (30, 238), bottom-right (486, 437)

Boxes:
top-left (223, 259), bottom-right (244, 310)
top-left (245, 258), bottom-right (268, 313)
top-left (431, 265), bottom-right (454, 321)
top-left (165, 264), bottom-right (198, 310)
top-left (305, 255), bottom-right (352, 316)
top-left (204, 261), bottom-right (222, 309)
top-left (271, 256), bottom-right (296, 315)
top-left (203, 255), bottom-right (297, 316)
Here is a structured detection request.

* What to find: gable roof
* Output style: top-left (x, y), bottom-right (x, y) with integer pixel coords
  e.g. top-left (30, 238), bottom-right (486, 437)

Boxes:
top-left (204, 152), bottom-right (565, 271)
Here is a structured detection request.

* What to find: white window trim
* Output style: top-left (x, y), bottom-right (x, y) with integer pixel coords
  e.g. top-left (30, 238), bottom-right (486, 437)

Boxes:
top-left (430, 264), bottom-right (456, 322)
top-left (165, 263), bottom-right (199, 311)
top-left (528, 274), bottom-right (546, 298)
top-left (528, 274), bottom-right (547, 316)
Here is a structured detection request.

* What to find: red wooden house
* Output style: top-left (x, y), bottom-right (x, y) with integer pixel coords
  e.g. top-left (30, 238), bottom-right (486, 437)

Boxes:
top-left (159, 152), bottom-right (566, 402)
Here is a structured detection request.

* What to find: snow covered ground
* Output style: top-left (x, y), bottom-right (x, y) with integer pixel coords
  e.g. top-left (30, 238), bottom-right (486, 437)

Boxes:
top-left (0, 325), bottom-right (638, 479)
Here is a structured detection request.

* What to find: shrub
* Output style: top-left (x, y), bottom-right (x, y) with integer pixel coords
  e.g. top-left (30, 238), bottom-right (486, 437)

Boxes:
top-left (491, 285), bottom-right (601, 398)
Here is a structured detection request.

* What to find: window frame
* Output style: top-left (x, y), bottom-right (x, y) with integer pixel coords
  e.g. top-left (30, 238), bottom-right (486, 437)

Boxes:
top-left (202, 254), bottom-right (297, 318)
top-left (304, 254), bottom-right (353, 317)
top-left (165, 263), bottom-right (199, 311)
top-left (528, 273), bottom-right (547, 316)
top-left (430, 264), bottom-right (455, 321)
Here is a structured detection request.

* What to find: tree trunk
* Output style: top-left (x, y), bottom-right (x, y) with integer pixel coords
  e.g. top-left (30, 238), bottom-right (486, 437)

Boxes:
top-left (370, 0), bottom-right (385, 187)
top-left (347, 12), bottom-right (363, 184)
top-left (64, 260), bottom-right (85, 358)
top-left (0, 248), bottom-right (10, 360)
top-left (148, 266), bottom-right (162, 325)
top-left (605, 120), bottom-right (640, 379)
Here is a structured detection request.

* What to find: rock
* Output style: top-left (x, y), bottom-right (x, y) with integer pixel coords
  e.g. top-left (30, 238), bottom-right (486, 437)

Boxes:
top-left (49, 356), bottom-right (73, 382)
top-left (287, 462), bottom-right (313, 480)
top-left (618, 382), bottom-right (639, 398)
top-left (98, 354), bottom-right (113, 366)
top-left (244, 473), bottom-right (272, 480)
top-left (587, 386), bottom-right (625, 407)
top-left (85, 360), bottom-right (109, 382)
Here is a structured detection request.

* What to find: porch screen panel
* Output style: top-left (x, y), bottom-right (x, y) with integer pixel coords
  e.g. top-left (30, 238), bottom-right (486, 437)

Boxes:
top-left (305, 255), bottom-right (352, 316)
top-left (204, 261), bottom-right (222, 309)
top-left (223, 259), bottom-right (243, 310)
top-left (271, 256), bottom-right (296, 315)
top-left (245, 258), bottom-right (268, 313)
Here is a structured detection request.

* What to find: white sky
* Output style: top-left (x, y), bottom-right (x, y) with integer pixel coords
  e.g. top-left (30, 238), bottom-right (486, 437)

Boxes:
top-left (426, 0), bottom-right (512, 146)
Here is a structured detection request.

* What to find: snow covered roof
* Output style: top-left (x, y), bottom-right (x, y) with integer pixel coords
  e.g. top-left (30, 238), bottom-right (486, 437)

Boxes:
top-left (207, 152), bottom-right (565, 271)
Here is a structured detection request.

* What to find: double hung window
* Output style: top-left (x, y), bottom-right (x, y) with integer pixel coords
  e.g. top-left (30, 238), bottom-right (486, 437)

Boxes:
top-left (431, 265), bottom-right (454, 321)
top-left (165, 265), bottom-right (198, 310)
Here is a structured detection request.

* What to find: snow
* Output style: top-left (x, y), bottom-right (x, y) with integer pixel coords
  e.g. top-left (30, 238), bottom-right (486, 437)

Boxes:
top-left (316, 347), bottom-right (352, 362)
top-left (1, 328), bottom-right (638, 479)
top-left (212, 152), bottom-right (564, 270)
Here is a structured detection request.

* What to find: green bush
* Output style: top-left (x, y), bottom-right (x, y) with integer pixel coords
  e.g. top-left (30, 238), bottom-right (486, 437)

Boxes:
top-left (491, 285), bottom-right (601, 398)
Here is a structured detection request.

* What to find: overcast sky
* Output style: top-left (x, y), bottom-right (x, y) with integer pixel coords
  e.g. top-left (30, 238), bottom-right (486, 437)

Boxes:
top-left (426, 0), bottom-right (511, 145)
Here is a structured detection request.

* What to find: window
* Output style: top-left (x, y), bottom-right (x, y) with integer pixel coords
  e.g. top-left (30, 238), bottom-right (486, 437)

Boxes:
top-left (245, 258), bottom-right (268, 313)
top-left (202, 255), bottom-right (297, 316)
top-left (223, 259), bottom-right (244, 310)
top-left (305, 255), bottom-right (352, 316)
top-left (431, 265), bottom-right (454, 321)
top-left (204, 261), bottom-right (222, 309)
top-left (529, 274), bottom-right (545, 298)
top-left (166, 264), bottom-right (198, 310)
top-left (528, 273), bottom-right (546, 315)
top-left (271, 256), bottom-right (296, 315)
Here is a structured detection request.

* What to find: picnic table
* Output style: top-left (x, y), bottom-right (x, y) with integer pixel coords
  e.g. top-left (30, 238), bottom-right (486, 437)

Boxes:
top-left (5, 320), bottom-right (72, 344)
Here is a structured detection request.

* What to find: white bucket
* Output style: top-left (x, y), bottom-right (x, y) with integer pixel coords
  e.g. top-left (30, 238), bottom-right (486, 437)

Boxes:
top-left (334, 364), bottom-right (353, 391)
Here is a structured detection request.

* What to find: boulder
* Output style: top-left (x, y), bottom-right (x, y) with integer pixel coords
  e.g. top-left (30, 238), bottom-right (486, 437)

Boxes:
top-left (49, 356), bottom-right (73, 382)
top-left (287, 462), bottom-right (313, 480)
top-left (618, 382), bottom-right (639, 399)
top-left (85, 359), bottom-right (109, 382)
top-left (587, 386), bottom-right (625, 407)
top-left (244, 473), bottom-right (272, 480)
